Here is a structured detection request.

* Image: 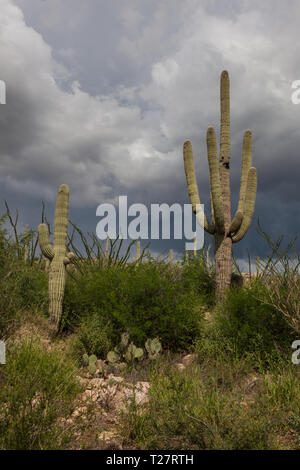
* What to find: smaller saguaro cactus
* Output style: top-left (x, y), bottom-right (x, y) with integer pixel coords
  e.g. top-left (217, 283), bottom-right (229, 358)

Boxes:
top-left (169, 248), bottom-right (173, 264)
top-left (38, 184), bottom-right (74, 334)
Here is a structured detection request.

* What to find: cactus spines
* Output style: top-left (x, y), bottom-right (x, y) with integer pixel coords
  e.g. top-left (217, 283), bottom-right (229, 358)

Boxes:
top-left (38, 184), bottom-right (74, 334)
top-left (183, 71), bottom-right (257, 299)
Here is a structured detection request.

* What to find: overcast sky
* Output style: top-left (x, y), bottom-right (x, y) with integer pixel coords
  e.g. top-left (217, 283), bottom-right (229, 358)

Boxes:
top-left (1, 0), bottom-right (300, 264)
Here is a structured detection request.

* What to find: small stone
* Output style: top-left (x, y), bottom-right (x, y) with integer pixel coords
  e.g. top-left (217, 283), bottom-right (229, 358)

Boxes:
top-left (182, 354), bottom-right (197, 367)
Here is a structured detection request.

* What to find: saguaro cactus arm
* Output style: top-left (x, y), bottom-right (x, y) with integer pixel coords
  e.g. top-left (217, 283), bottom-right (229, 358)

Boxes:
top-left (38, 223), bottom-right (54, 260)
top-left (230, 130), bottom-right (253, 235)
top-left (183, 140), bottom-right (215, 234)
top-left (229, 211), bottom-right (243, 234)
top-left (231, 167), bottom-right (257, 243)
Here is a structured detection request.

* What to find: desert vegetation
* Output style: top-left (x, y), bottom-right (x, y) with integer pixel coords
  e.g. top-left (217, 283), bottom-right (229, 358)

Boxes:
top-left (0, 71), bottom-right (299, 451)
top-left (0, 204), bottom-right (299, 450)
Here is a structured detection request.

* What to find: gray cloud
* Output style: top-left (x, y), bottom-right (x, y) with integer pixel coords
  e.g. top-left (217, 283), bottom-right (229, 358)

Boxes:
top-left (1, 0), bottom-right (300, 260)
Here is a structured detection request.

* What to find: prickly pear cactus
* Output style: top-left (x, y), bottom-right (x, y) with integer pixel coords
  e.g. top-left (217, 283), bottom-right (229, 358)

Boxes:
top-left (82, 354), bottom-right (102, 375)
top-left (107, 333), bottom-right (144, 365)
top-left (125, 343), bottom-right (144, 362)
top-left (82, 353), bottom-right (89, 366)
top-left (38, 184), bottom-right (75, 334)
top-left (145, 338), bottom-right (162, 360)
top-left (107, 350), bottom-right (120, 363)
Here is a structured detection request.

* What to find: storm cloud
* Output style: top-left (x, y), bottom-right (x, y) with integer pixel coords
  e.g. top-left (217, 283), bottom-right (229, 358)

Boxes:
top-left (1, 0), bottom-right (300, 261)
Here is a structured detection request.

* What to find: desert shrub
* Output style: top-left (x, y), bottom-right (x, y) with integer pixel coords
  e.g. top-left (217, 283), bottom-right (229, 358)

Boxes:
top-left (63, 261), bottom-right (202, 351)
top-left (119, 358), bottom-right (276, 450)
top-left (71, 310), bottom-right (114, 358)
top-left (181, 253), bottom-right (215, 306)
top-left (0, 220), bottom-right (47, 336)
top-left (14, 266), bottom-right (48, 308)
top-left (214, 280), bottom-right (294, 361)
top-left (259, 265), bottom-right (300, 336)
top-left (0, 340), bottom-right (81, 449)
top-left (0, 260), bottom-right (47, 336)
top-left (255, 223), bottom-right (300, 335)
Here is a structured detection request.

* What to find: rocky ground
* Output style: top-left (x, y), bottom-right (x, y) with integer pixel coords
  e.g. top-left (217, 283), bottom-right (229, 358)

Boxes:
top-left (64, 353), bottom-right (198, 450)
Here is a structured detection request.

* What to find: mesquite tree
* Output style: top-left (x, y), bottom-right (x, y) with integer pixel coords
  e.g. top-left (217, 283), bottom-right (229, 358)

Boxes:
top-left (183, 70), bottom-right (257, 299)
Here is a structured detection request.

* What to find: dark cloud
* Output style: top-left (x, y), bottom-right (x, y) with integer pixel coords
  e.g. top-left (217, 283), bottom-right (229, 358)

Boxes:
top-left (1, 0), bottom-right (300, 264)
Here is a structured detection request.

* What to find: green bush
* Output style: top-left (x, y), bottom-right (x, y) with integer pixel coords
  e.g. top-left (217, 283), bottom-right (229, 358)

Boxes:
top-left (72, 310), bottom-right (113, 358)
top-left (63, 261), bottom-right (202, 351)
top-left (213, 280), bottom-right (294, 360)
top-left (119, 358), bottom-right (276, 450)
top-left (0, 216), bottom-right (48, 336)
top-left (0, 262), bottom-right (48, 336)
top-left (15, 266), bottom-right (48, 309)
top-left (0, 340), bottom-right (81, 449)
top-left (181, 254), bottom-right (215, 306)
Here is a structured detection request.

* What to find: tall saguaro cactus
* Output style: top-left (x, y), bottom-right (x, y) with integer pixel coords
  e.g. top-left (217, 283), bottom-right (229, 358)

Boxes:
top-left (183, 71), bottom-right (257, 299)
top-left (38, 184), bottom-right (74, 334)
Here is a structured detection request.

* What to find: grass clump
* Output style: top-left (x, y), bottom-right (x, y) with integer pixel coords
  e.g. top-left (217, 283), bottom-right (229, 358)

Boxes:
top-left (0, 340), bottom-right (81, 450)
top-left (119, 353), bottom-right (300, 450)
